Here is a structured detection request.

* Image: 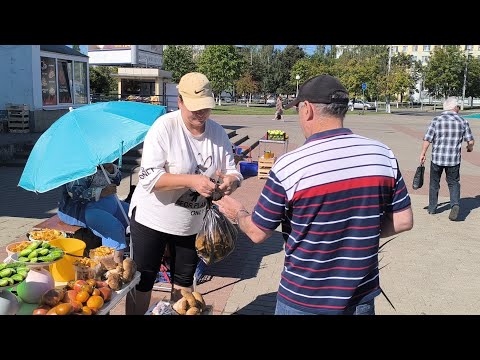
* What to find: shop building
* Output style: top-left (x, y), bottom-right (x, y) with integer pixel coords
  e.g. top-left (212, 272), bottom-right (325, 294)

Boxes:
top-left (0, 45), bottom-right (89, 132)
top-left (88, 45), bottom-right (176, 110)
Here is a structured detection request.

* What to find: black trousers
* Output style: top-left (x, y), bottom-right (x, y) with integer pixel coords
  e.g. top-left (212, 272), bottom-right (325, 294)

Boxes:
top-left (130, 208), bottom-right (199, 292)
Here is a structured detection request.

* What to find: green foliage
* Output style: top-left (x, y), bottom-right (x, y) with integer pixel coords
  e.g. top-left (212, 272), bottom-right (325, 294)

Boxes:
top-left (197, 45), bottom-right (244, 100)
top-left (72, 45), bottom-right (81, 52)
top-left (291, 58), bottom-right (331, 88)
top-left (163, 45), bottom-right (196, 83)
top-left (465, 57), bottom-right (480, 98)
top-left (211, 105), bottom-right (298, 116)
top-left (276, 46), bottom-right (306, 94)
top-left (236, 73), bottom-right (258, 98)
top-left (424, 46), bottom-right (464, 98)
top-left (89, 66), bottom-right (117, 95)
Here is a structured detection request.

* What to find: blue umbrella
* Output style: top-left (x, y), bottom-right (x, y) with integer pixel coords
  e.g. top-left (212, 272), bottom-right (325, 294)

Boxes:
top-left (18, 101), bottom-right (166, 193)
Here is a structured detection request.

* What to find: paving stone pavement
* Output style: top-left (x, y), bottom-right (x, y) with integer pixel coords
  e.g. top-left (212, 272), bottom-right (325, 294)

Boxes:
top-left (1, 112), bottom-right (480, 315)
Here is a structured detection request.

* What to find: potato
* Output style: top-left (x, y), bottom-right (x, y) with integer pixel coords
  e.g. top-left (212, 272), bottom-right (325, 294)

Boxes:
top-left (186, 307), bottom-right (200, 315)
top-left (122, 258), bottom-right (137, 283)
top-left (107, 273), bottom-right (122, 291)
top-left (173, 298), bottom-right (188, 315)
top-left (182, 292), bottom-right (197, 308)
top-left (192, 291), bottom-right (206, 311)
top-left (41, 288), bottom-right (65, 307)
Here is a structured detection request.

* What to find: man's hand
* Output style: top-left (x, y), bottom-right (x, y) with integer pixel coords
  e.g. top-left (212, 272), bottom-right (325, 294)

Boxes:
top-left (100, 184), bottom-right (117, 198)
top-left (419, 153), bottom-right (426, 164)
top-left (214, 195), bottom-right (245, 223)
top-left (467, 144), bottom-right (474, 152)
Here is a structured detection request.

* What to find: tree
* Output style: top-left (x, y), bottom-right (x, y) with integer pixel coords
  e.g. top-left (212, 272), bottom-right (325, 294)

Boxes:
top-left (163, 45), bottom-right (196, 83)
top-left (197, 45), bottom-right (244, 105)
top-left (424, 45), bottom-right (464, 98)
top-left (72, 45), bottom-right (81, 52)
top-left (465, 56), bottom-right (480, 100)
top-left (236, 73), bottom-right (258, 107)
top-left (276, 46), bottom-right (306, 94)
top-left (89, 66), bottom-right (117, 95)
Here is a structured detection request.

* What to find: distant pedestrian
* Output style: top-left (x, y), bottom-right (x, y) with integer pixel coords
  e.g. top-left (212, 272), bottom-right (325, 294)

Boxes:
top-left (273, 96), bottom-right (283, 120)
top-left (419, 96), bottom-right (475, 220)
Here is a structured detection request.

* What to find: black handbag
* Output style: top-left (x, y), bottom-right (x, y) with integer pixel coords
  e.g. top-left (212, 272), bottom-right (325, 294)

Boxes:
top-left (412, 164), bottom-right (425, 190)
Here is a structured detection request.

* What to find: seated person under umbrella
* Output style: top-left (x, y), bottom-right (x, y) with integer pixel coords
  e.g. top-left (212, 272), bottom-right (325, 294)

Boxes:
top-left (57, 163), bottom-right (129, 262)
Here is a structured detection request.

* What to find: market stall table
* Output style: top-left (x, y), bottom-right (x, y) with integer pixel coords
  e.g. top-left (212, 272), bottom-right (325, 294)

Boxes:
top-left (15, 271), bottom-right (141, 315)
top-left (258, 136), bottom-right (289, 156)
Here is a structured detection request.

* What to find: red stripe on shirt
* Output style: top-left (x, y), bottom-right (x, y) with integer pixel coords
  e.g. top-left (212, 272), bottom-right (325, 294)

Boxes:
top-left (292, 176), bottom-right (395, 202)
top-left (292, 224), bottom-right (379, 236)
top-left (285, 242), bottom-right (378, 254)
top-left (284, 261), bottom-right (376, 273)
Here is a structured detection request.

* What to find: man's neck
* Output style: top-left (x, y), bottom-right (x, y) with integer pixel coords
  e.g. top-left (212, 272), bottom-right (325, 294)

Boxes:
top-left (308, 117), bottom-right (343, 137)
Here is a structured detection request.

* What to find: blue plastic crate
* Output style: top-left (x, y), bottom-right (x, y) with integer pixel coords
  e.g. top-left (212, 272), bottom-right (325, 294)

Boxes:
top-left (239, 161), bottom-right (258, 178)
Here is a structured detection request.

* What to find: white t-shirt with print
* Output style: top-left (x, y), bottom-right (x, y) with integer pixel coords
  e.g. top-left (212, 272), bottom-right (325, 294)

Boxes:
top-left (129, 110), bottom-right (243, 236)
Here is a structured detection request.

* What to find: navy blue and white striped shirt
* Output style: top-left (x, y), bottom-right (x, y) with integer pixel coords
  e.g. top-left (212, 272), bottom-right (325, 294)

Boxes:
top-left (251, 128), bottom-right (411, 314)
top-left (424, 111), bottom-right (474, 167)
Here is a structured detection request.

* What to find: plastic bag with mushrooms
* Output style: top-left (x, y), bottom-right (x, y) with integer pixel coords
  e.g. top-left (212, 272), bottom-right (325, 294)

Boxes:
top-left (195, 200), bottom-right (237, 265)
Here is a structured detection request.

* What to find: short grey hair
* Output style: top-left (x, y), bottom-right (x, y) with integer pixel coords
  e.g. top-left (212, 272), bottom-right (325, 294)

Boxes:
top-left (443, 96), bottom-right (460, 111)
top-left (308, 91), bottom-right (349, 118)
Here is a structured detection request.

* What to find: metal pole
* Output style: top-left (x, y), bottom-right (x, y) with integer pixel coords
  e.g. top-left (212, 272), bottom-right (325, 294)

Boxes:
top-left (386, 45), bottom-right (392, 114)
top-left (461, 51), bottom-right (469, 111)
top-left (100, 164), bottom-right (130, 226)
top-left (295, 75), bottom-right (300, 97)
top-left (362, 88), bottom-right (365, 115)
top-left (420, 78), bottom-right (423, 110)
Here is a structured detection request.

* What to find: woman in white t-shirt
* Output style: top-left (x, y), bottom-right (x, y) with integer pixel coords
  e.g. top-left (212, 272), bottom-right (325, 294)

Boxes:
top-left (126, 73), bottom-right (243, 315)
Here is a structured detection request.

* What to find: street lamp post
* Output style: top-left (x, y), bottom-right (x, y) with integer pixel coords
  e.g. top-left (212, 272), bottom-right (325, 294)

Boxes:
top-left (295, 75), bottom-right (300, 97)
top-left (461, 50), bottom-right (471, 111)
top-left (386, 45), bottom-right (392, 114)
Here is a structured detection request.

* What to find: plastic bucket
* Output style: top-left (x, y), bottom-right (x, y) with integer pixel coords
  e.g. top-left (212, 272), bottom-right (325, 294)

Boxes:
top-left (48, 238), bottom-right (86, 282)
top-left (239, 161), bottom-right (258, 178)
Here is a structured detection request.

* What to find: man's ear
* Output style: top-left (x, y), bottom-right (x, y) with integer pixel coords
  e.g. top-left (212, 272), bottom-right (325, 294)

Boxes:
top-left (303, 101), bottom-right (315, 121)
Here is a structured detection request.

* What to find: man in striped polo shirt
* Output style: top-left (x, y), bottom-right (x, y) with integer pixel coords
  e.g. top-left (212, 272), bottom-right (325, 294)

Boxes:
top-left (419, 96), bottom-right (475, 221)
top-left (215, 74), bottom-right (413, 315)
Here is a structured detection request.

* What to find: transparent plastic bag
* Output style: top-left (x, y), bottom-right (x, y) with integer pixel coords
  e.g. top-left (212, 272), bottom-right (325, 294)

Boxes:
top-left (195, 201), bottom-right (237, 265)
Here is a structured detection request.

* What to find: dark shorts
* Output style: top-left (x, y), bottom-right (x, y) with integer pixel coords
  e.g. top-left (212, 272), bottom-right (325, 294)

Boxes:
top-left (130, 208), bottom-right (199, 292)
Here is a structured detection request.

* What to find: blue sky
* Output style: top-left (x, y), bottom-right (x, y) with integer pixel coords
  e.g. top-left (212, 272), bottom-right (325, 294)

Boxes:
top-left (67, 45), bottom-right (88, 55)
top-left (275, 45), bottom-right (317, 55)
top-left (70, 45), bottom-right (320, 56)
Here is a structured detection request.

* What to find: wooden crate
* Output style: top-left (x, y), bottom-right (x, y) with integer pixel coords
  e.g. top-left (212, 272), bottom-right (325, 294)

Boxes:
top-left (258, 157), bottom-right (276, 179)
top-left (7, 104), bottom-right (29, 133)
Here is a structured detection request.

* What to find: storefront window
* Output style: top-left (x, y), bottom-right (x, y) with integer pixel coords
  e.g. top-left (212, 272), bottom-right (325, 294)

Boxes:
top-left (74, 61), bottom-right (88, 104)
top-left (41, 57), bottom-right (57, 106)
top-left (58, 60), bottom-right (73, 104)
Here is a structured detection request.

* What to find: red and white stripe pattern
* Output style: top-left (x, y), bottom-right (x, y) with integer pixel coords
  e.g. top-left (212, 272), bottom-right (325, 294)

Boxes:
top-left (252, 128), bottom-right (411, 314)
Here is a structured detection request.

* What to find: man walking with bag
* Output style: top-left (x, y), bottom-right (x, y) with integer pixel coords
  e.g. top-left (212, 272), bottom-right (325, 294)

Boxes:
top-left (419, 96), bottom-right (475, 220)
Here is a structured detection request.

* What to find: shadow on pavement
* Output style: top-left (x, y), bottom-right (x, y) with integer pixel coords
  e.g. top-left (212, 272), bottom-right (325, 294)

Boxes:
top-left (221, 125), bottom-right (247, 131)
top-left (422, 196), bottom-right (480, 221)
top-left (202, 230), bottom-right (285, 281)
top-left (234, 291), bottom-right (277, 315)
top-left (457, 195), bottom-right (480, 221)
top-left (0, 168), bottom-right (60, 218)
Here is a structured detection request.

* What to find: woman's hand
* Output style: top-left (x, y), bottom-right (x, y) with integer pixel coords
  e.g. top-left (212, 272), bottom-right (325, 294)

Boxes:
top-left (190, 174), bottom-right (216, 198)
top-left (216, 171), bottom-right (240, 196)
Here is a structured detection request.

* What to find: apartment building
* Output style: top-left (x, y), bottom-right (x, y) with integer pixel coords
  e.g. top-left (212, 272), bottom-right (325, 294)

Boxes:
top-left (392, 45), bottom-right (480, 64)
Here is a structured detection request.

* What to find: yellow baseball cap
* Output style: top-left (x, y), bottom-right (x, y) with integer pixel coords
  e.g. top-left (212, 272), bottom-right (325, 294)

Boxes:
top-left (177, 72), bottom-right (216, 111)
